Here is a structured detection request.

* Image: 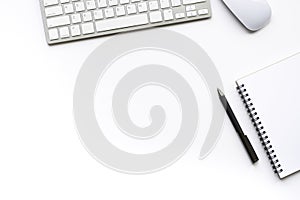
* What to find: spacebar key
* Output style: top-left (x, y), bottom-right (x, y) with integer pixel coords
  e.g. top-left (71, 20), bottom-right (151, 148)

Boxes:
top-left (96, 14), bottom-right (149, 32)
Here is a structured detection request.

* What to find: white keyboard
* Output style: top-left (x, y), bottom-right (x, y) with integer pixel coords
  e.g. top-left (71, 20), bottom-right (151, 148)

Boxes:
top-left (40, 0), bottom-right (211, 44)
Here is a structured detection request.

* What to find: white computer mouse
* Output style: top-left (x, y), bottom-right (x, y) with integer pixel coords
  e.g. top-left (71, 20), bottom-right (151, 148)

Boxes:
top-left (222, 0), bottom-right (272, 31)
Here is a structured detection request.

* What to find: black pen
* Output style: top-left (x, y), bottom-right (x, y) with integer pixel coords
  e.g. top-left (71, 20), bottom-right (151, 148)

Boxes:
top-left (217, 88), bottom-right (259, 163)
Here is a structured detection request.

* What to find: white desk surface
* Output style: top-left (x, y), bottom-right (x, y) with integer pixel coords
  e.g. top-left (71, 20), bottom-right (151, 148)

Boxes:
top-left (1, 0), bottom-right (300, 199)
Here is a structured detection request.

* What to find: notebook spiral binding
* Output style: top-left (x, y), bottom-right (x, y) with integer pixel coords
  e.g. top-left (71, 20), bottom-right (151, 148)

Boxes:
top-left (237, 84), bottom-right (283, 174)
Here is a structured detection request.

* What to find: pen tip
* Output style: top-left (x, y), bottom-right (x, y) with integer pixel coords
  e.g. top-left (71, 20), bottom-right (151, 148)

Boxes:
top-left (217, 88), bottom-right (224, 96)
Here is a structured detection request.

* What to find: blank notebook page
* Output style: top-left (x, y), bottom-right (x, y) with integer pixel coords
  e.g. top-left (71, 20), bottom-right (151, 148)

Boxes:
top-left (236, 53), bottom-right (300, 179)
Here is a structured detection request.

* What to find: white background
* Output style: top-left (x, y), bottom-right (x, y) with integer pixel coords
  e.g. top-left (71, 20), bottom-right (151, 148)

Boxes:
top-left (1, 0), bottom-right (300, 199)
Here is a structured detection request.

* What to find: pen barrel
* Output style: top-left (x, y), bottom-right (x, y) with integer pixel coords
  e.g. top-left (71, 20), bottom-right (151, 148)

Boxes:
top-left (219, 93), bottom-right (259, 163)
top-left (221, 98), bottom-right (242, 133)
top-left (242, 135), bottom-right (259, 163)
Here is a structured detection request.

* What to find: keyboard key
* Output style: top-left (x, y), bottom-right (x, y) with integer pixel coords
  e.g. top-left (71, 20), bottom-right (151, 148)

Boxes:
top-left (97, 0), bottom-right (107, 8)
top-left (59, 27), bottom-right (70, 38)
top-left (198, 8), bottom-right (208, 15)
top-left (71, 13), bottom-right (82, 23)
top-left (186, 5), bottom-right (196, 11)
top-left (47, 16), bottom-right (70, 28)
top-left (93, 10), bottom-right (104, 19)
top-left (149, 1), bottom-right (159, 10)
top-left (149, 11), bottom-right (162, 23)
top-left (48, 28), bottom-right (59, 40)
top-left (82, 23), bottom-right (95, 34)
top-left (71, 25), bottom-right (81, 36)
top-left (86, 0), bottom-right (97, 10)
top-left (163, 9), bottom-right (173, 21)
top-left (108, 0), bottom-right (118, 6)
top-left (45, 6), bottom-right (63, 17)
top-left (116, 6), bottom-right (126, 16)
top-left (96, 14), bottom-right (148, 32)
top-left (159, 0), bottom-right (170, 9)
top-left (187, 10), bottom-right (197, 17)
top-left (44, 0), bottom-right (58, 7)
top-left (137, 2), bottom-right (147, 13)
top-left (82, 12), bottom-right (93, 21)
top-left (104, 8), bottom-right (115, 18)
top-left (63, 4), bottom-right (74, 14)
top-left (170, 0), bottom-right (180, 7)
top-left (126, 4), bottom-right (137, 14)
top-left (120, 0), bottom-right (129, 4)
top-left (182, 0), bottom-right (205, 5)
top-left (75, 2), bottom-right (85, 11)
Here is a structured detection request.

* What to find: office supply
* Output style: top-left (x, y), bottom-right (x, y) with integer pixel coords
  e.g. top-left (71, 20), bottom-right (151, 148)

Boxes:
top-left (222, 0), bottom-right (271, 31)
top-left (236, 53), bottom-right (300, 179)
top-left (40, 0), bottom-right (211, 44)
top-left (218, 89), bottom-right (258, 163)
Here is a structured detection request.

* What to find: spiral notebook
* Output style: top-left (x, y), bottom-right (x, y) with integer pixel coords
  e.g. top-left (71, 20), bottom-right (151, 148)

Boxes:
top-left (236, 53), bottom-right (300, 179)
